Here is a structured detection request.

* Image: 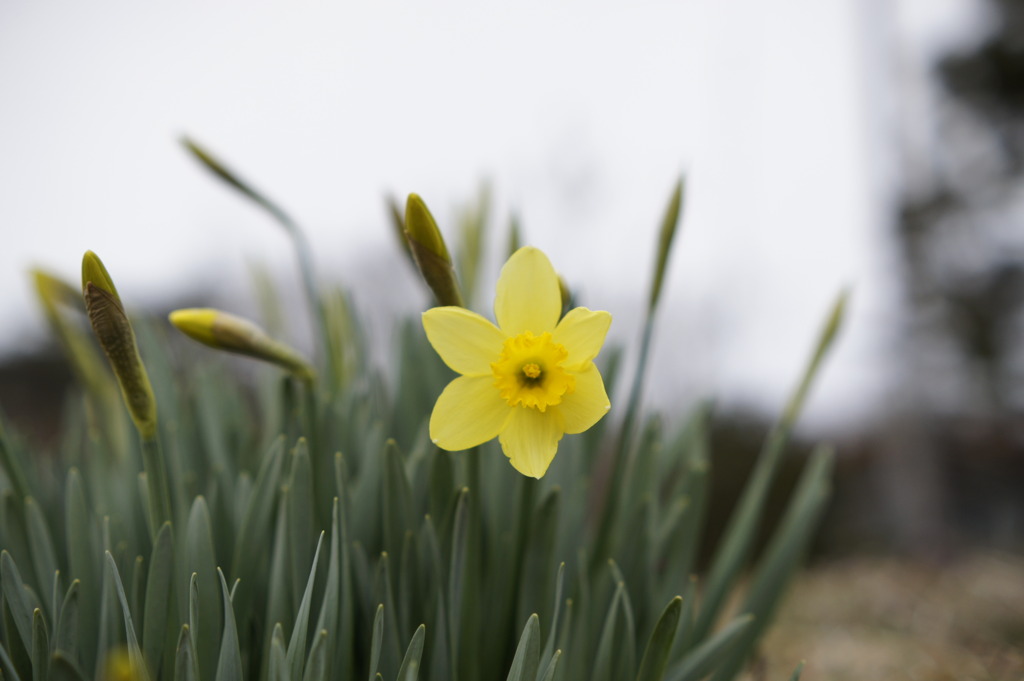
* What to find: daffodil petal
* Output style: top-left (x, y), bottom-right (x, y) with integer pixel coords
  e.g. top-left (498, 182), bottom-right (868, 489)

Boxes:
top-left (499, 407), bottom-right (564, 478)
top-left (430, 375), bottom-right (511, 451)
top-left (423, 306), bottom-right (506, 376)
top-left (494, 246), bottom-right (561, 335)
top-left (556, 364), bottom-right (610, 434)
top-left (552, 307), bottom-right (612, 369)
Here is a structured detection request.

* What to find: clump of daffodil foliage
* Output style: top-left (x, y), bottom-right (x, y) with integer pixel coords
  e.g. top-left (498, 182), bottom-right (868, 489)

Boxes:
top-left (0, 139), bottom-right (844, 681)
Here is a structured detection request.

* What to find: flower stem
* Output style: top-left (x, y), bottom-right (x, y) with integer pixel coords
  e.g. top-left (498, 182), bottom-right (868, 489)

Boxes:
top-left (141, 435), bottom-right (173, 539)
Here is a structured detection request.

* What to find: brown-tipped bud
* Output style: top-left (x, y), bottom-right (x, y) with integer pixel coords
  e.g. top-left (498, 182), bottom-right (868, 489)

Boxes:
top-left (169, 308), bottom-right (315, 382)
top-left (83, 277), bottom-right (157, 440)
top-left (405, 194), bottom-right (464, 307)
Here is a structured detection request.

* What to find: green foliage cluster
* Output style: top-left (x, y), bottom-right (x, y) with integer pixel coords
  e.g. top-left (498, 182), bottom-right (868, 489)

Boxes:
top-left (0, 142), bottom-right (843, 681)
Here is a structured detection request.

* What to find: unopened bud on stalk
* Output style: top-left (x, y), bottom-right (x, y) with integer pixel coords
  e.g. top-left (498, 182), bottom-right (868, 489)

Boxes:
top-left (81, 251), bottom-right (157, 439)
top-left (169, 308), bottom-right (315, 382)
top-left (405, 194), bottom-right (464, 307)
top-left (648, 177), bottom-right (685, 313)
top-left (386, 194), bottom-right (415, 266)
top-left (31, 269), bottom-right (83, 318)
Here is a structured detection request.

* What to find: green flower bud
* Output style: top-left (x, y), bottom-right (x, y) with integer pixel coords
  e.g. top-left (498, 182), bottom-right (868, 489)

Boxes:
top-left (405, 194), bottom-right (464, 307)
top-left (81, 252), bottom-right (157, 439)
top-left (169, 308), bottom-right (315, 382)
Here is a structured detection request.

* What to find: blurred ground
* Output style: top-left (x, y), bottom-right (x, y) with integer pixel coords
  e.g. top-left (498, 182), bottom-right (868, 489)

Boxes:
top-left (741, 552), bottom-right (1024, 681)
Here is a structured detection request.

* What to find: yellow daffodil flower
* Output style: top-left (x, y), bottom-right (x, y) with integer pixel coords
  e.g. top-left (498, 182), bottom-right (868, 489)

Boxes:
top-left (423, 246), bottom-right (611, 478)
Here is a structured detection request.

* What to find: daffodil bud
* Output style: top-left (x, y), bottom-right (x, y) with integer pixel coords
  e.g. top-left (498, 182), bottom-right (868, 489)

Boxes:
top-left (648, 177), bottom-right (685, 313)
top-left (405, 194), bottom-right (464, 307)
top-left (81, 250), bottom-right (121, 306)
top-left (34, 267), bottom-right (112, 397)
top-left (169, 308), bottom-right (315, 382)
top-left (81, 252), bottom-right (157, 440)
top-left (782, 288), bottom-right (848, 425)
top-left (32, 269), bottom-right (82, 319)
top-left (386, 194), bottom-right (415, 266)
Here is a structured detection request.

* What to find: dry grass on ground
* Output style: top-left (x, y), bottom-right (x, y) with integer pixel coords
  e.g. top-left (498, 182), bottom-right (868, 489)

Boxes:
top-left (740, 553), bottom-right (1024, 681)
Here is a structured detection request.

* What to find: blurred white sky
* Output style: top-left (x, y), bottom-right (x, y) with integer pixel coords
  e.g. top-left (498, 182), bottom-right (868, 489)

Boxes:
top-left (0, 0), bottom-right (987, 434)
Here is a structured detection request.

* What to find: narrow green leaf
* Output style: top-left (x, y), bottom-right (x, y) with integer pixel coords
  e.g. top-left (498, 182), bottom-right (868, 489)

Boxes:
top-left (23, 498), bottom-right (58, 620)
top-left (607, 562), bottom-right (637, 679)
top-left (1, 551), bottom-right (34, 653)
top-left (104, 552), bottom-right (150, 681)
top-left (789, 661), bottom-right (805, 681)
top-left (537, 650), bottom-right (560, 681)
top-left (54, 579), bottom-right (79, 655)
top-left (1, 493), bottom-right (31, 592)
top-left (63, 469), bottom-right (96, 670)
top-left (184, 497), bottom-right (220, 681)
top-left (673, 577), bottom-right (698, 660)
top-left (174, 624), bottom-right (198, 681)
top-left (518, 487), bottom-right (559, 631)
top-left (230, 436), bottom-right (286, 616)
top-left (143, 522), bottom-right (173, 675)
top-left (368, 603), bottom-right (384, 681)
top-left (427, 453), bottom-right (454, 534)
top-left (215, 568), bottom-right (242, 681)
top-left (374, 554), bottom-right (402, 679)
top-left (427, 598), bottom-right (450, 681)
top-left (447, 488), bottom-right (469, 667)
top-left (709, 448), bottom-right (834, 681)
top-left (591, 583), bottom-right (625, 681)
top-left (49, 652), bottom-right (87, 681)
top-left (400, 661), bottom-right (420, 681)
top-left (339, 483), bottom-right (356, 681)
top-left (301, 630), bottom-right (328, 681)
top-left (265, 488), bottom-right (292, 670)
top-left (395, 624), bottom-right (425, 681)
top-left (664, 615), bottom-right (754, 681)
top-left (94, 522), bottom-right (113, 681)
top-left (635, 597), bottom-right (682, 681)
top-left (30, 609), bottom-right (48, 681)
top-left (288, 443), bottom-right (315, 609)
top-left (0, 638), bottom-right (25, 681)
top-left (659, 411), bottom-right (709, 613)
top-left (0, 423), bottom-right (30, 503)
top-left (505, 614), bottom-right (540, 681)
top-left (310, 499), bottom-right (340, 680)
top-left (188, 573), bottom-right (199, 661)
top-left (269, 623), bottom-right (289, 681)
top-left (287, 532), bottom-right (324, 681)
top-left (131, 556), bottom-right (144, 633)
top-left (694, 293), bottom-right (844, 644)
top-left (382, 440), bottom-right (415, 560)
top-left (397, 531), bottom-right (415, 639)
top-left (538, 563), bottom-right (565, 675)
top-left (782, 291), bottom-right (848, 426)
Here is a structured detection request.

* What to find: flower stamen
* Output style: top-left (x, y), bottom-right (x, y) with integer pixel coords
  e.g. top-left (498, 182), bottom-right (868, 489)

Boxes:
top-left (491, 331), bottom-right (575, 412)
